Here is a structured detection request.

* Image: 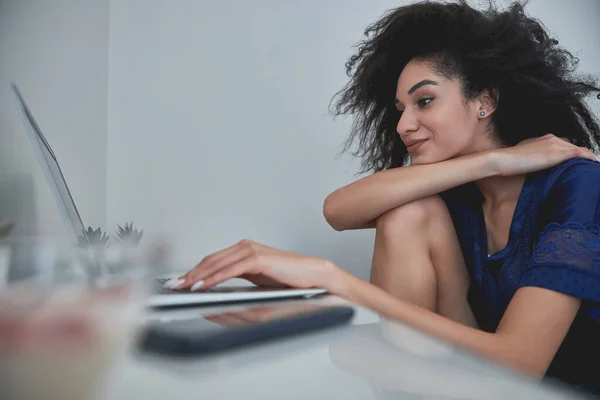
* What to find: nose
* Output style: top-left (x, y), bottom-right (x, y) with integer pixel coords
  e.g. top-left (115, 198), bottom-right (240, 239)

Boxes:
top-left (396, 108), bottom-right (419, 137)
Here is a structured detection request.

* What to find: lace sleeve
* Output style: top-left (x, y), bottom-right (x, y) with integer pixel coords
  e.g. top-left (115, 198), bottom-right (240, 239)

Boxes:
top-left (521, 222), bottom-right (600, 304)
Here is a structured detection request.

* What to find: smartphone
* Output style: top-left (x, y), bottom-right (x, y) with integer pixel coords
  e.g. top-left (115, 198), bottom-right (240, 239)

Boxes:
top-left (138, 303), bottom-right (355, 356)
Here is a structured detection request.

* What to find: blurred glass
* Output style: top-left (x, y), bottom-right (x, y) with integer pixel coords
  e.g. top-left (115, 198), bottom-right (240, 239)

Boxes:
top-left (0, 237), bottom-right (150, 400)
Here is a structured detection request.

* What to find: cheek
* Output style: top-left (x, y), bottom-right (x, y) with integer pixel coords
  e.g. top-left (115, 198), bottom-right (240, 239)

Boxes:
top-left (427, 111), bottom-right (477, 157)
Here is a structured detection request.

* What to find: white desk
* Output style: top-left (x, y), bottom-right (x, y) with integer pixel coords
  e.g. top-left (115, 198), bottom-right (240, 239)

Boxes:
top-left (98, 296), bottom-right (588, 400)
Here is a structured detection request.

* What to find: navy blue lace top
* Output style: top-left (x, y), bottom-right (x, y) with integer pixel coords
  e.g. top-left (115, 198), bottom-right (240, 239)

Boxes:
top-left (441, 158), bottom-right (600, 394)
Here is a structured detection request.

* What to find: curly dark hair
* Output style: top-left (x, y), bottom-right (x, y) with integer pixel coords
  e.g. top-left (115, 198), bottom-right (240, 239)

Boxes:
top-left (330, 0), bottom-right (600, 173)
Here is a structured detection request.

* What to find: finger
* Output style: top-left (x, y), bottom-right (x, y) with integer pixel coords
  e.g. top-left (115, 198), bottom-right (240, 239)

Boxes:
top-left (178, 245), bottom-right (253, 290)
top-left (196, 255), bottom-right (265, 291)
top-left (578, 147), bottom-right (600, 162)
top-left (569, 145), bottom-right (594, 162)
top-left (182, 243), bottom-right (239, 276)
top-left (191, 240), bottom-right (267, 282)
top-left (175, 242), bottom-right (245, 286)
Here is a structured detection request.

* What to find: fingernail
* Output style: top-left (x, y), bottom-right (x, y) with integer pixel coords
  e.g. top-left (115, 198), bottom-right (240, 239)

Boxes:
top-left (164, 278), bottom-right (185, 289)
top-left (596, 156), bottom-right (600, 162)
top-left (190, 281), bottom-right (205, 292)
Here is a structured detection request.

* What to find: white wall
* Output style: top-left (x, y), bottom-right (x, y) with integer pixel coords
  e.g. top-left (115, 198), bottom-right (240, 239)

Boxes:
top-left (106, 0), bottom-right (600, 279)
top-left (0, 0), bottom-right (109, 237)
top-left (106, 0), bottom-right (402, 278)
top-left (523, 0), bottom-right (600, 118)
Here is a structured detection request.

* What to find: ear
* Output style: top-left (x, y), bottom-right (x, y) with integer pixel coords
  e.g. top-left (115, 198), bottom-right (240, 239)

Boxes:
top-left (477, 88), bottom-right (499, 119)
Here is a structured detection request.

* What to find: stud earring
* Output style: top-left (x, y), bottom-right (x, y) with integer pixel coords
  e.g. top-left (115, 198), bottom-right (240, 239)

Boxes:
top-left (480, 111), bottom-right (485, 116)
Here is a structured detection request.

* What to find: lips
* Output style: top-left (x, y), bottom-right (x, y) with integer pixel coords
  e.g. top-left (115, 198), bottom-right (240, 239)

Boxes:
top-left (405, 138), bottom-right (428, 151)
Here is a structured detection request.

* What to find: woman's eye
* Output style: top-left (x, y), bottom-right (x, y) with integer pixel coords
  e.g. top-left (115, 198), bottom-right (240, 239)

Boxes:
top-left (417, 97), bottom-right (433, 107)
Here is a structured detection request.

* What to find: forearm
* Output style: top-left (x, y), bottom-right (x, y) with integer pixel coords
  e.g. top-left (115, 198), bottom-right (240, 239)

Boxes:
top-left (330, 267), bottom-right (543, 377)
top-left (323, 152), bottom-right (497, 231)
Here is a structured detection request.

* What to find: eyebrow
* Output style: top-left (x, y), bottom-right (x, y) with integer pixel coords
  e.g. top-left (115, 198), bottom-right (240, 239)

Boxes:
top-left (395, 79), bottom-right (439, 106)
top-left (408, 79), bottom-right (438, 95)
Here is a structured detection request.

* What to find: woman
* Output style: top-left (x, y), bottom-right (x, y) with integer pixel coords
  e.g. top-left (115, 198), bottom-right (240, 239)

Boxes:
top-left (168, 1), bottom-right (600, 393)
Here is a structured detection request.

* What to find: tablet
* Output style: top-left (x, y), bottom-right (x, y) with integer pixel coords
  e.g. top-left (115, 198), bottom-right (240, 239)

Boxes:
top-left (138, 303), bottom-right (355, 355)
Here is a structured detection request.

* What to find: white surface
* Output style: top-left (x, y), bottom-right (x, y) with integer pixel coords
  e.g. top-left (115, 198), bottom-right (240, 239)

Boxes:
top-left (105, 0), bottom-right (600, 280)
top-left (0, 0), bottom-right (109, 237)
top-left (98, 296), bottom-right (586, 400)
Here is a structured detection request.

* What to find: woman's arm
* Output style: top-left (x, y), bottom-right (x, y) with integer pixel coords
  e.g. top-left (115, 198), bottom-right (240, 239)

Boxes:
top-left (177, 241), bottom-right (579, 377)
top-left (176, 237), bottom-right (581, 376)
top-left (323, 134), bottom-right (598, 232)
top-left (323, 152), bottom-right (496, 231)
top-left (333, 267), bottom-right (580, 377)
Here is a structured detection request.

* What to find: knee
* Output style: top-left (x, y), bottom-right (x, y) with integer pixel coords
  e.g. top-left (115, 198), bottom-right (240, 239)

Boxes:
top-left (376, 195), bottom-right (447, 236)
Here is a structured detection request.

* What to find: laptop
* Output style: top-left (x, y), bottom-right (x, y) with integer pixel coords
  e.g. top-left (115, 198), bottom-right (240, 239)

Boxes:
top-left (10, 83), bottom-right (327, 307)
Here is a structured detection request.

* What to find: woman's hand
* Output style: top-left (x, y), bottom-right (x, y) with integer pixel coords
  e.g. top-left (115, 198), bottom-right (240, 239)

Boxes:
top-left (489, 134), bottom-right (599, 176)
top-left (167, 240), bottom-right (342, 292)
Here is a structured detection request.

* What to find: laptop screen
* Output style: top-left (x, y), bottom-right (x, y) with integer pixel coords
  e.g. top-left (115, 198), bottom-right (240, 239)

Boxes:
top-left (10, 83), bottom-right (85, 239)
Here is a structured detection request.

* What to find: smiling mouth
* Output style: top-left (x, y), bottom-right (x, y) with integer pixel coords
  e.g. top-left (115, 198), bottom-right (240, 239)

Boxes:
top-left (406, 139), bottom-right (428, 151)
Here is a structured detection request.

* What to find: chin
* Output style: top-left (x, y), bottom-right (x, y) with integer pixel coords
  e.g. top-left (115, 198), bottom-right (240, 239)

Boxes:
top-left (410, 154), bottom-right (447, 165)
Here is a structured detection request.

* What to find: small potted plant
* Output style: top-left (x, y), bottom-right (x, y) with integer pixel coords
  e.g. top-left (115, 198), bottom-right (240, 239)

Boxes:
top-left (76, 222), bottom-right (144, 281)
top-left (79, 227), bottom-right (111, 248)
top-left (77, 222), bottom-right (144, 248)
top-left (114, 222), bottom-right (144, 246)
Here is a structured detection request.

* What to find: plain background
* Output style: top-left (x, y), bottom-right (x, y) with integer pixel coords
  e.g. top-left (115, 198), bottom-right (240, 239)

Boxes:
top-left (0, 0), bottom-right (109, 237)
top-left (0, 0), bottom-right (599, 279)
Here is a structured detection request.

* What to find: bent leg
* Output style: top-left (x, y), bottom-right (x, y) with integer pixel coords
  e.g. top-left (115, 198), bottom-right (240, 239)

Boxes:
top-left (370, 195), bottom-right (477, 327)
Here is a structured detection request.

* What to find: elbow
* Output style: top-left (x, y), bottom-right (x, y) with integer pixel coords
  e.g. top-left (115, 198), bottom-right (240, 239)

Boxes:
top-left (323, 194), bottom-right (346, 232)
top-left (504, 358), bottom-right (547, 381)
top-left (491, 336), bottom-right (550, 380)
top-left (509, 352), bottom-right (549, 379)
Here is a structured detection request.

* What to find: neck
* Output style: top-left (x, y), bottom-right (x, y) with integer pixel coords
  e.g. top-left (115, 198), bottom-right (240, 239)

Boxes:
top-left (467, 134), bottom-right (525, 204)
top-left (475, 174), bottom-right (526, 205)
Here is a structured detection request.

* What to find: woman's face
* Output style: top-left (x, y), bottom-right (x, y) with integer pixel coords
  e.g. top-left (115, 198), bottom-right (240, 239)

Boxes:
top-left (394, 59), bottom-right (496, 165)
